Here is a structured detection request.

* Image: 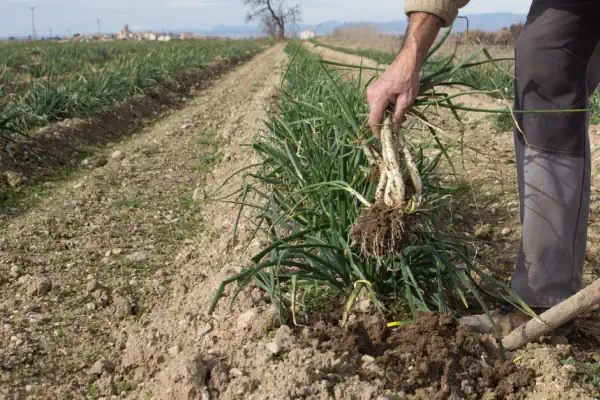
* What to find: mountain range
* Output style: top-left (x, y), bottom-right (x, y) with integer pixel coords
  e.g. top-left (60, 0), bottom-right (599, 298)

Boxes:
top-left (189, 13), bottom-right (527, 38)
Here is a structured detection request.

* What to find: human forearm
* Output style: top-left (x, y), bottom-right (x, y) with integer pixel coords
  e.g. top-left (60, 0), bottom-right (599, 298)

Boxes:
top-left (366, 12), bottom-right (442, 137)
top-left (367, 1), bottom-right (469, 136)
top-left (396, 12), bottom-right (443, 71)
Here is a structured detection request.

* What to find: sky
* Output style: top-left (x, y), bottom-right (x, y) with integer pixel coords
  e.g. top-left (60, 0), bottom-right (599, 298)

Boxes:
top-left (1, 0), bottom-right (531, 37)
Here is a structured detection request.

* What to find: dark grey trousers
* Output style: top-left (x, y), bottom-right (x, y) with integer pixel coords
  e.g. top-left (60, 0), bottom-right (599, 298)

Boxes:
top-left (511, 0), bottom-right (600, 307)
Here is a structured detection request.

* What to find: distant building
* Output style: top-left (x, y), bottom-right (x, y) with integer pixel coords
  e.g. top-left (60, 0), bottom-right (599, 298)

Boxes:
top-left (179, 32), bottom-right (195, 40)
top-left (67, 24), bottom-right (183, 43)
top-left (300, 30), bottom-right (315, 40)
top-left (117, 25), bottom-right (132, 40)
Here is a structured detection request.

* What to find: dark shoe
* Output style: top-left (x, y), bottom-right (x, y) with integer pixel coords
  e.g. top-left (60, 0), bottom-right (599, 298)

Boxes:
top-left (550, 319), bottom-right (576, 337)
top-left (459, 310), bottom-right (530, 336)
top-left (459, 307), bottom-right (575, 337)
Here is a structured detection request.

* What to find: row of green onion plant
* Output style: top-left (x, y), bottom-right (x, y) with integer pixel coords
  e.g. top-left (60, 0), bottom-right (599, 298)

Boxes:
top-left (0, 39), bottom-right (267, 144)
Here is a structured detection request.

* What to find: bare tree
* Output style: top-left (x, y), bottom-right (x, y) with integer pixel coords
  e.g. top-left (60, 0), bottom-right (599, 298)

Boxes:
top-left (260, 13), bottom-right (278, 39)
top-left (242, 0), bottom-right (301, 41)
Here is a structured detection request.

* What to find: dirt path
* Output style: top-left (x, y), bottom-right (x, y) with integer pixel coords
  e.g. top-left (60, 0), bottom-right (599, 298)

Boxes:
top-left (0, 44), bottom-right (286, 399)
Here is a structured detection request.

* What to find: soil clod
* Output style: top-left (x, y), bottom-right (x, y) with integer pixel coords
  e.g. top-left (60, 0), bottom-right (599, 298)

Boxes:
top-left (88, 359), bottom-right (115, 377)
top-left (302, 313), bottom-right (536, 399)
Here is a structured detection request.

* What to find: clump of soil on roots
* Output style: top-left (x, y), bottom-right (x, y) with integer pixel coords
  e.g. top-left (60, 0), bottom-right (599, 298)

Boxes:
top-left (303, 313), bottom-right (535, 399)
top-left (352, 164), bottom-right (418, 257)
top-left (350, 203), bottom-right (408, 257)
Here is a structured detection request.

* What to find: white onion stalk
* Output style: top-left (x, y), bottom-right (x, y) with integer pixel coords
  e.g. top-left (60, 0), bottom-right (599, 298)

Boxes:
top-left (362, 116), bottom-right (421, 210)
top-left (381, 121), bottom-right (405, 209)
top-left (396, 126), bottom-right (422, 209)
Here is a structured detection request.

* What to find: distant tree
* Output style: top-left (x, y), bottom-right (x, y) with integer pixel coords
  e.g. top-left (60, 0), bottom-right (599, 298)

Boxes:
top-left (73, 33), bottom-right (81, 38)
top-left (260, 13), bottom-right (278, 38)
top-left (8, 36), bottom-right (17, 41)
top-left (509, 23), bottom-right (524, 40)
top-left (242, 0), bottom-right (301, 41)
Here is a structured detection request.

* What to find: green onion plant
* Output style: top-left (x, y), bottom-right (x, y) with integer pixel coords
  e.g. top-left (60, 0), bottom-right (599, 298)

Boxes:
top-left (209, 32), bottom-right (548, 343)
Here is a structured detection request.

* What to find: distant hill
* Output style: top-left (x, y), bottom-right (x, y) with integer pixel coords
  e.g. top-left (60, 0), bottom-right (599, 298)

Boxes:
top-left (187, 13), bottom-right (527, 37)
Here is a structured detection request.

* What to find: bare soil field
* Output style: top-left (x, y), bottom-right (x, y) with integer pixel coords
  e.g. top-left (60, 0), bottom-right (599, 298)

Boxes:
top-left (1, 40), bottom-right (599, 400)
top-left (0, 45), bottom-right (286, 399)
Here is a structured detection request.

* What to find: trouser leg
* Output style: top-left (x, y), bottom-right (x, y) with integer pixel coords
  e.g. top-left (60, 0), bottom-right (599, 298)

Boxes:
top-left (510, 1), bottom-right (600, 308)
top-left (512, 131), bottom-right (591, 307)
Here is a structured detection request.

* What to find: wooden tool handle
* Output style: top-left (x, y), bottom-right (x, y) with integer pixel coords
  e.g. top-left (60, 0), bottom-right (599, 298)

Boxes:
top-left (502, 278), bottom-right (600, 350)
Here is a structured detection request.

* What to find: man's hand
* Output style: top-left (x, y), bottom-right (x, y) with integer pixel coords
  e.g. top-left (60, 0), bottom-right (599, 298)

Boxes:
top-left (367, 12), bottom-right (443, 138)
top-left (366, 56), bottom-right (420, 138)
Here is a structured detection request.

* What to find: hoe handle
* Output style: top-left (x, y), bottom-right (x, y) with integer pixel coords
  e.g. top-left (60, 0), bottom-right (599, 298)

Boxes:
top-left (502, 278), bottom-right (600, 350)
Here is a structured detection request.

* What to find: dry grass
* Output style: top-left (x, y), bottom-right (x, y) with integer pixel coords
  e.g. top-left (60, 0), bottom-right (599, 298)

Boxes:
top-left (318, 24), bottom-right (515, 61)
top-left (318, 24), bottom-right (402, 53)
top-left (436, 39), bottom-right (514, 59)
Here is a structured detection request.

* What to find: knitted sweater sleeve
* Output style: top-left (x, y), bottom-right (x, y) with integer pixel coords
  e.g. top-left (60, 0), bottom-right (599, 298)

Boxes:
top-left (404, 0), bottom-right (470, 27)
